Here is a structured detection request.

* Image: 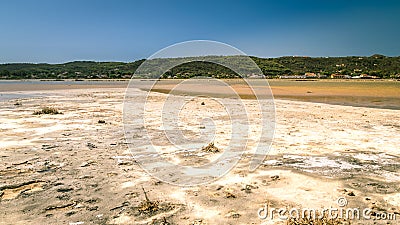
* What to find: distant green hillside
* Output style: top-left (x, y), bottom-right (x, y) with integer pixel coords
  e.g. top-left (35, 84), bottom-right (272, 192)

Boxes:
top-left (1, 54), bottom-right (399, 79)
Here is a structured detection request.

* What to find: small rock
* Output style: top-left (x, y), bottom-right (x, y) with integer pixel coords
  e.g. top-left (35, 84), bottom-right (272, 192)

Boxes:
top-left (37, 165), bottom-right (52, 173)
top-left (80, 160), bottom-right (95, 167)
top-left (98, 120), bottom-right (106, 124)
top-left (348, 191), bottom-right (356, 197)
top-left (12, 160), bottom-right (29, 166)
top-left (46, 202), bottom-right (76, 211)
top-left (56, 194), bottom-right (70, 201)
top-left (117, 159), bottom-right (132, 166)
top-left (87, 143), bottom-right (97, 149)
top-left (74, 203), bottom-right (85, 209)
top-left (159, 217), bottom-right (170, 225)
top-left (78, 175), bottom-right (94, 179)
top-left (191, 219), bottom-right (204, 225)
top-left (241, 185), bottom-right (254, 194)
top-left (42, 144), bottom-right (58, 151)
top-left (57, 187), bottom-right (74, 193)
top-left (225, 210), bottom-right (240, 218)
top-left (65, 211), bottom-right (76, 217)
top-left (85, 198), bottom-right (99, 204)
top-left (271, 175), bottom-right (280, 181)
top-left (69, 222), bottom-right (84, 225)
top-left (87, 206), bottom-right (98, 211)
top-left (225, 192), bottom-right (236, 199)
top-left (201, 102), bottom-right (205, 106)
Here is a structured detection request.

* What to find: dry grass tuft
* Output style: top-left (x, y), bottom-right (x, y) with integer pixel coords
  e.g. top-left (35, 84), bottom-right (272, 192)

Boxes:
top-left (137, 187), bottom-right (160, 215)
top-left (138, 200), bottom-right (160, 215)
top-left (202, 142), bottom-right (220, 153)
top-left (33, 107), bottom-right (62, 115)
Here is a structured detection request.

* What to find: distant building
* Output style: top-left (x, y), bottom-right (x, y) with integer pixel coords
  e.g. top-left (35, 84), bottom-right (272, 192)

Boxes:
top-left (248, 73), bottom-right (265, 79)
top-left (279, 75), bottom-right (306, 79)
top-left (330, 74), bottom-right (346, 79)
top-left (360, 74), bottom-right (379, 79)
top-left (305, 72), bottom-right (318, 78)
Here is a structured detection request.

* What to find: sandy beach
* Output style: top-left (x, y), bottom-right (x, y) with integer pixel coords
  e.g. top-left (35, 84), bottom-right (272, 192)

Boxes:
top-left (0, 83), bottom-right (399, 225)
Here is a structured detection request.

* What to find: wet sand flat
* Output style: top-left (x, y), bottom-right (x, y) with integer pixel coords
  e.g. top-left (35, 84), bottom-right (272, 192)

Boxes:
top-left (0, 85), bottom-right (399, 224)
top-left (149, 79), bottom-right (400, 110)
top-left (0, 80), bottom-right (129, 92)
top-left (1, 79), bottom-right (399, 110)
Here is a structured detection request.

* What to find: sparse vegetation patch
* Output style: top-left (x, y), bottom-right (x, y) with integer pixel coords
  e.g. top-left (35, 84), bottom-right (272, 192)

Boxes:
top-left (33, 107), bottom-right (62, 115)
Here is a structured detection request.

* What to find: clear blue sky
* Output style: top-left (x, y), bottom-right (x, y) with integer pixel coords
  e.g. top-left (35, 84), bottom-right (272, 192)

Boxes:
top-left (0, 0), bottom-right (399, 63)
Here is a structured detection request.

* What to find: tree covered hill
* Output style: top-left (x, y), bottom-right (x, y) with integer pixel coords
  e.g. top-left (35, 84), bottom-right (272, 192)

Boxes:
top-left (1, 54), bottom-right (399, 79)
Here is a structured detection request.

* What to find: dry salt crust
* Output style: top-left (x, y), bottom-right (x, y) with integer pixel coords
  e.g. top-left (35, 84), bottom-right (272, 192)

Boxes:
top-left (0, 87), bottom-right (399, 225)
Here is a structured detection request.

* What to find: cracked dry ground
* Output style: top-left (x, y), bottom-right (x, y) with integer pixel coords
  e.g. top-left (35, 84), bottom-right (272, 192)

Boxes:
top-left (1, 88), bottom-right (400, 225)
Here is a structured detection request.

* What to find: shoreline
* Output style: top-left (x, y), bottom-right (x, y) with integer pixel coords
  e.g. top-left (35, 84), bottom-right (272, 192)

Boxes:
top-left (1, 79), bottom-right (399, 110)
